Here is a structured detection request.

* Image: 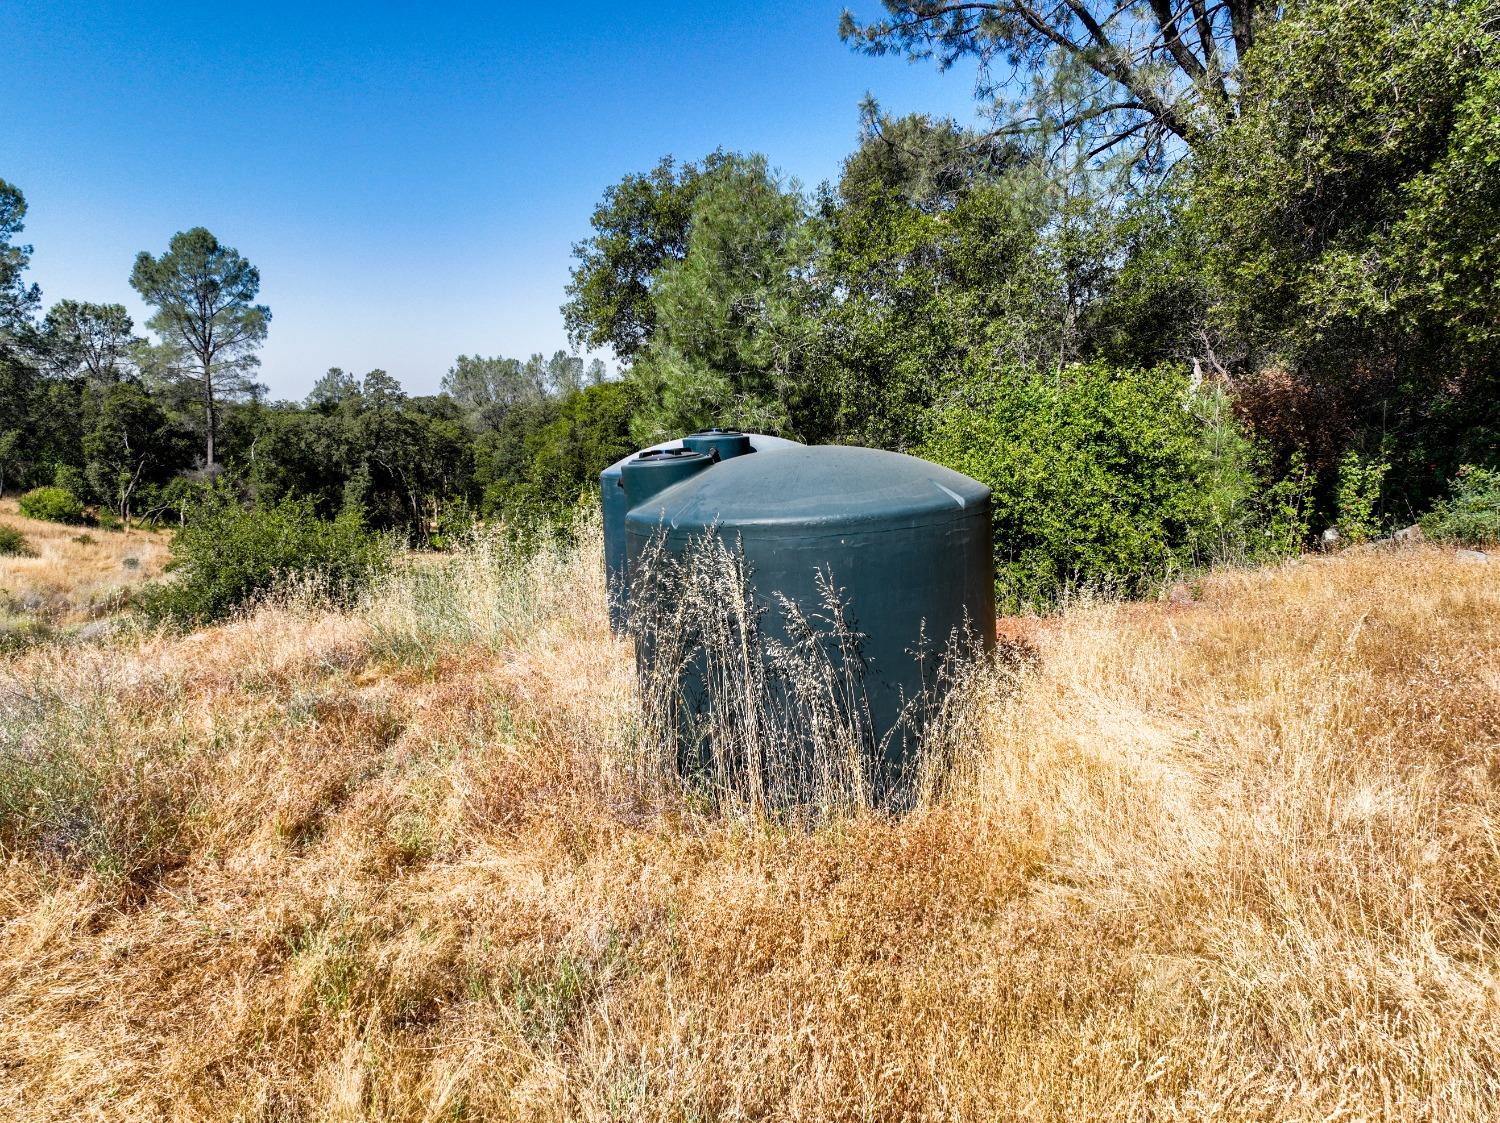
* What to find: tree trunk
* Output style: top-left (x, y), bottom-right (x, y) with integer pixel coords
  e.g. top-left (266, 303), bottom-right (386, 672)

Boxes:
top-left (202, 357), bottom-right (217, 469)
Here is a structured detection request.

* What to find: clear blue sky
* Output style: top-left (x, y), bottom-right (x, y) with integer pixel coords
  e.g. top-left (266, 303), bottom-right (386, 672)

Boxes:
top-left (6, 2), bottom-right (983, 400)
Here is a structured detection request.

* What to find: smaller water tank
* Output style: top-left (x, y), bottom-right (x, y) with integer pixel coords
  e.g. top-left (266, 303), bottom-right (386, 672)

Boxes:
top-left (682, 428), bottom-right (752, 461)
top-left (600, 430), bottom-right (800, 631)
top-left (621, 447), bottom-right (716, 511)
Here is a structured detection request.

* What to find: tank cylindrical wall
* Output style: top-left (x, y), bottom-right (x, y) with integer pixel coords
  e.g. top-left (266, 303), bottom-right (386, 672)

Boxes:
top-left (624, 446), bottom-right (995, 803)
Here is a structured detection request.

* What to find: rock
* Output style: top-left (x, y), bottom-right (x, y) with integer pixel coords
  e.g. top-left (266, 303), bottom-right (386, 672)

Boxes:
top-left (1167, 582), bottom-right (1197, 606)
top-left (75, 619), bottom-right (116, 642)
top-left (1320, 527), bottom-right (1341, 550)
top-left (1456, 549), bottom-right (1489, 563)
top-left (1393, 524), bottom-right (1425, 546)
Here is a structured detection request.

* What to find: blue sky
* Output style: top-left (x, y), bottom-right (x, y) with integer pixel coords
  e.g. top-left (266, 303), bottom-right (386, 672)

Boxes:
top-left (6, 2), bottom-right (984, 399)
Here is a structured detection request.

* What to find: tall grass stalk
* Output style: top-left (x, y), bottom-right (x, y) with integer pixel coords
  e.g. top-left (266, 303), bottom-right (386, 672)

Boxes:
top-left (363, 521), bottom-right (599, 664)
top-left (626, 529), bottom-right (991, 818)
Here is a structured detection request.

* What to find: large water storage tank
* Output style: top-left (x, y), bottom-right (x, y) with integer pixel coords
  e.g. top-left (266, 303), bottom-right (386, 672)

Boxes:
top-left (600, 430), bottom-right (801, 631)
top-left (623, 444), bottom-right (995, 803)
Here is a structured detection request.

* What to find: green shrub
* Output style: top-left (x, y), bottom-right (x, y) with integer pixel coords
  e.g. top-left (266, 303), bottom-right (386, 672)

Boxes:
top-left (1420, 466), bottom-right (1500, 546)
top-left (920, 362), bottom-right (1280, 611)
top-left (0, 524), bottom-right (33, 557)
top-left (141, 491), bottom-right (390, 626)
top-left (17, 486), bottom-right (84, 524)
top-left (1334, 450), bottom-right (1390, 545)
top-left (0, 616), bottom-right (52, 654)
top-left (428, 498), bottom-right (478, 551)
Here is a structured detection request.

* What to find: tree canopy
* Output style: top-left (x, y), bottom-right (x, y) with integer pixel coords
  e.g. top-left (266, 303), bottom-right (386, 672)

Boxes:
top-left (0, 179), bottom-right (41, 347)
top-left (563, 151), bottom-right (736, 360)
top-left (130, 228), bottom-right (270, 468)
top-left (841, 0), bottom-right (1271, 174)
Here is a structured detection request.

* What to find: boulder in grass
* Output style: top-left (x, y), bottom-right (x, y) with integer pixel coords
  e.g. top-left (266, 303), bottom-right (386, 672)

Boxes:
top-left (1456, 548), bottom-right (1489, 563)
top-left (75, 619), bottom-right (117, 643)
top-left (1393, 524), bottom-right (1425, 546)
top-left (1167, 582), bottom-right (1197, 606)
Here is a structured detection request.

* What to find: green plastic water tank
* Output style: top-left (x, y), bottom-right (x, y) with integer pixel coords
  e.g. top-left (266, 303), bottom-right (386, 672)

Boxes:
top-left (600, 431), bottom-right (800, 631)
top-left (620, 447), bottom-right (716, 511)
top-left (624, 445), bottom-right (995, 803)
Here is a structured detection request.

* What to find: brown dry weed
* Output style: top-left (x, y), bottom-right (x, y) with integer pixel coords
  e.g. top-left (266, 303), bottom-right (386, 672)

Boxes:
top-left (1, 525), bottom-right (1497, 1121)
top-left (0, 499), bottom-right (170, 633)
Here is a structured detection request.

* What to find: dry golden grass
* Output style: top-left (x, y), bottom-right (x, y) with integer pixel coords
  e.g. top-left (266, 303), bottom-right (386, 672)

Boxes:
top-left (1, 526), bottom-right (1498, 1121)
top-left (0, 498), bottom-right (171, 633)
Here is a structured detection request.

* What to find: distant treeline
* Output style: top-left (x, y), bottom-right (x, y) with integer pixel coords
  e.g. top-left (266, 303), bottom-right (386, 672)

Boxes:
top-left (2, 0), bottom-right (1495, 605)
top-left (0, 315), bottom-right (636, 540)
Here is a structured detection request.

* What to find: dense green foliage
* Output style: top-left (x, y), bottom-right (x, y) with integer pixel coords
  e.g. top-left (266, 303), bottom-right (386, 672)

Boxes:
top-left (1421, 467), bottom-right (1500, 547)
top-left (0, 179), bottom-right (41, 341)
top-left (564, 152), bottom-right (735, 360)
top-left (1333, 451), bottom-right (1391, 545)
top-left (920, 364), bottom-right (1276, 608)
top-left (520, 380), bottom-right (641, 517)
top-left (628, 155), bottom-right (816, 442)
top-left (141, 491), bottom-right (389, 626)
top-left (806, 138), bottom-right (1061, 451)
top-left (1192, 0), bottom-right (1499, 508)
top-left (17, 486), bottom-right (84, 524)
top-left (2, 0), bottom-right (1494, 610)
top-left (0, 524), bottom-right (32, 557)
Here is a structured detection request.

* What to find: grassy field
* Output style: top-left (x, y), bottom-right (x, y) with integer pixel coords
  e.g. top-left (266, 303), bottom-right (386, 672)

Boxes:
top-left (0, 499), bottom-right (171, 647)
top-left (1, 524), bottom-right (1497, 1120)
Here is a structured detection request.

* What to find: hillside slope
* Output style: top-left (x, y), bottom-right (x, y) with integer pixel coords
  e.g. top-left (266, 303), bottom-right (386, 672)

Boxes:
top-left (2, 533), bottom-right (1497, 1121)
top-left (0, 499), bottom-right (170, 645)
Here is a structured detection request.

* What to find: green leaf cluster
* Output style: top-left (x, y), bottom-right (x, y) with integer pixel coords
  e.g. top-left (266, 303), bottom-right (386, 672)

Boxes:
top-left (140, 488), bottom-right (389, 626)
top-left (627, 155), bottom-right (816, 442)
top-left (1334, 451), bottom-right (1391, 545)
top-left (1192, 0), bottom-right (1500, 502)
top-left (17, 485), bottom-right (84, 524)
top-left (0, 523), bottom-right (32, 557)
top-left (919, 363), bottom-right (1283, 610)
top-left (1420, 467), bottom-right (1500, 547)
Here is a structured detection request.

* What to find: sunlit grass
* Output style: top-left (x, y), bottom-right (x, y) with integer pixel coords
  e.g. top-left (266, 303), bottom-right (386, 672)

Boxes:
top-left (1, 522), bottom-right (1496, 1120)
top-left (0, 498), bottom-right (170, 638)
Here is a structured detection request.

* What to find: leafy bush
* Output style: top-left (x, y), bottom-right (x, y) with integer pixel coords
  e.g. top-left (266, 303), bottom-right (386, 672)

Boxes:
top-left (141, 492), bottom-right (390, 626)
top-left (1333, 450), bottom-right (1390, 544)
top-left (428, 498), bottom-right (477, 550)
top-left (0, 616), bottom-right (52, 655)
top-left (1420, 466), bottom-right (1500, 546)
top-left (0, 524), bottom-right (33, 557)
top-left (921, 363), bottom-right (1283, 611)
top-left (17, 486), bottom-right (84, 524)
